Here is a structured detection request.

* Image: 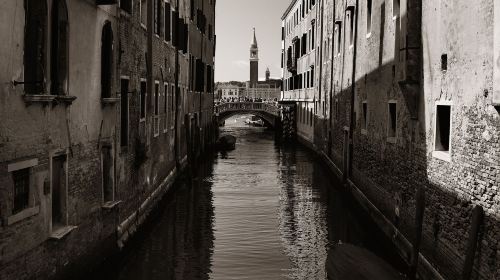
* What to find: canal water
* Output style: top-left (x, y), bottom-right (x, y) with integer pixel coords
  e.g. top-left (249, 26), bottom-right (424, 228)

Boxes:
top-left (92, 115), bottom-right (406, 280)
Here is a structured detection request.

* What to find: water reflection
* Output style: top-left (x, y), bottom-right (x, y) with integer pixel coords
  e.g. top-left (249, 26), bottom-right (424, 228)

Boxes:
top-left (89, 116), bottom-right (405, 280)
top-left (276, 145), bottom-right (328, 280)
top-left (94, 163), bottom-right (216, 280)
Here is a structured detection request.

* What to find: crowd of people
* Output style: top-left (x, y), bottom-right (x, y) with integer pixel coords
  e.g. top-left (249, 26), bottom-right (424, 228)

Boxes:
top-left (216, 97), bottom-right (279, 105)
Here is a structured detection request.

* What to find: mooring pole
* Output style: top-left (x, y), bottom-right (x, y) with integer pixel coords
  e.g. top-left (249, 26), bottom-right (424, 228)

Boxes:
top-left (462, 205), bottom-right (484, 280)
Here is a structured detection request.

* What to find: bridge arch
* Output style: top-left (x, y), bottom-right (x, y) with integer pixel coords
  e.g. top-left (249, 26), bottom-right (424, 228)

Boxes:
top-left (218, 110), bottom-right (277, 127)
top-left (215, 102), bottom-right (281, 128)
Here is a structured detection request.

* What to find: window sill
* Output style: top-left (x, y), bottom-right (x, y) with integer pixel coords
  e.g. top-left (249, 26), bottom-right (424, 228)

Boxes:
top-left (366, 33), bottom-right (372, 39)
top-left (50, 225), bottom-right (77, 240)
top-left (432, 151), bottom-right (451, 162)
top-left (387, 137), bottom-right (397, 144)
top-left (55, 95), bottom-right (77, 105)
top-left (102, 97), bottom-right (121, 105)
top-left (5, 205), bottom-right (40, 226)
top-left (361, 129), bottom-right (368, 135)
top-left (102, 200), bottom-right (121, 210)
top-left (23, 94), bottom-right (56, 105)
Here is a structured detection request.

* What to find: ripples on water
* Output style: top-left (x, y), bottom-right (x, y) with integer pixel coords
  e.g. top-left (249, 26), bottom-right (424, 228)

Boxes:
top-left (92, 115), bottom-right (404, 280)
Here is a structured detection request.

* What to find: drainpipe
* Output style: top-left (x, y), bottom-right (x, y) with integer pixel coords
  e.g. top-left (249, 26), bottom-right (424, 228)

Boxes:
top-left (147, 0), bottom-right (153, 146)
top-left (174, 0), bottom-right (180, 168)
top-left (328, 0), bottom-right (336, 156)
top-left (198, 2), bottom-right (205, 158)
top-left (318, 0), bottom-right (324, 118)
top-left (348, 0), bottom-right (359, 178)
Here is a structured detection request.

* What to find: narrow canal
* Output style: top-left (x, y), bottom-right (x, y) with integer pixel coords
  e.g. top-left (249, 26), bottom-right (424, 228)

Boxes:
top-left (91, 115), bottom-right (406, 280)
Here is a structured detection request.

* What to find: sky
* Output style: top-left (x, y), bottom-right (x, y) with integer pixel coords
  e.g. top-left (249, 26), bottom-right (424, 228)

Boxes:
top-left (215, 0), bottom-right (291, 82)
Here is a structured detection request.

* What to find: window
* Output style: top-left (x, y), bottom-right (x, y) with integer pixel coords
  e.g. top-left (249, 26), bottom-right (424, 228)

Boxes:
top-left (120, 79), bottom-right (129, 147)
top-left (102, 146), bottom-right (114, 202)
top-left (101, 22), bottom-right (113, 99)
top-left (308, 29), bottom-right (312, 52)
top-left (140, 80), bottom-right (147, 121)
top-left (154, 82), bottom-right (160, 136)
top-left (362, 101), bottom-right (368, 132)
top-left (12, 168), bottom-right (30, 214)
top-left (435, 104), bottom-right (452, 153)
top-left (140, 0), bottom-right (147, 27)
top-left (335, 21), bottom-right (342, 55)
top-left (302, 33), bottom-right (307, 56)
top-left (347, 7), bottom-right (355, 46)
top-left (120, 0), bottom-right (132, 14)
top-left (52, 155), bottom-right (67, 228)
top-left (154, 83), bottom-right (159, 116)
top-left (310, 66), bottom-right (314, 87)
top-left (171, 84), bottom-right (175, 128)
top-left (367, 0), bottom-right (372, 35)
top-left (24, 0), bottom-right (47, 95)
top-left (50, 0), bottom-right (69, 95)
top-left (155, 0), bottom-right (162, 35)
top-left (164, 83), bottom-right (168, 132)
top-left (441, 54), bottom-right (448, 71)
top-left (207, 65), bottom-right (213, 93)
top-left (393, 0), bottom-right (400, 18)
top-left (311, 22), bottom-right (315, 50)
top-left (388, 102), bottom-right (397, 140)
top-left (164, 1), bottom-right (171, 41)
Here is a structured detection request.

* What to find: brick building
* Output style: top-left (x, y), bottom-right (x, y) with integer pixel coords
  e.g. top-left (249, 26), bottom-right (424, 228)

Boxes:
top-left (282, 0), bottom-right (319, 144)
top-left (283, 0), bottom-right (500, 279)
top-left (0, 0), bottom-right (215, 279)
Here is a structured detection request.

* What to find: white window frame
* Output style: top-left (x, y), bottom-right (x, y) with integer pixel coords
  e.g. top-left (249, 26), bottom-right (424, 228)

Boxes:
top-left (154, 80), bottom-right (160, 138)
top-left (101, 145), bottom-right (116, 204)
top-left (393, 0), bottom-right (400, 20)
top-left (170, 84), bottom-right (175, 130)
top-left (432, 100), bottom-right (453, 162)
top-left (6, 159), bottom-right (39, 225)
top-left (366, 0), bottom-right (373, 38)
top-left (163, 82), bottom-right (169, 133)
top-left (140, 78), bottom-right (147, 123)
top-left (49, 150), bottom-right (77, 239)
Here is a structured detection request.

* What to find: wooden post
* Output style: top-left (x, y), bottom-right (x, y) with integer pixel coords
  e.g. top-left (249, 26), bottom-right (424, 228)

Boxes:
top-left (462, 205), bottom-right (484, 280)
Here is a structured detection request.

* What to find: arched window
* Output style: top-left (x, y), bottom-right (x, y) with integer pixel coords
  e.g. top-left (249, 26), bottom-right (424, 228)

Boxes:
top-left (50, 0), bottom-right (69, 95)
top-left (101, 21), bottom-right (113, 99)
top-left (24, 0), bottom-right (47, 94)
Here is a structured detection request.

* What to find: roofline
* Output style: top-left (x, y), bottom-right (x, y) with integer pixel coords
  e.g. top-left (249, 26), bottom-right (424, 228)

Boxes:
top-left (281, 0), bottom-right (300, 20)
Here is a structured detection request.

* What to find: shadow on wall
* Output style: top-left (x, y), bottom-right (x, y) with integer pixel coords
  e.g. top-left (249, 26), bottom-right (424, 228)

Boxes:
top-left (314, 14), bottom-right (500, 279)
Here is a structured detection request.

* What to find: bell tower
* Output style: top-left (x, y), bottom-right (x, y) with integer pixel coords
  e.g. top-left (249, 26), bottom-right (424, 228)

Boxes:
top-left (250, 28), bottom-right (259, 88)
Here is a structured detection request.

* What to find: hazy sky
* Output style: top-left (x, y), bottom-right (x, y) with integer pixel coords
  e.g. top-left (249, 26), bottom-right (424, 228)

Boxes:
top-left (215, 0), bottom-right (291, 82)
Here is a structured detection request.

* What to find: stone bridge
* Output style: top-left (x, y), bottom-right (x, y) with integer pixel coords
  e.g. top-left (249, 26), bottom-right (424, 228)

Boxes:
top-left (215, 102), bottom-right (281, 127)
top-left (214, 102), bottom-right (296, 140)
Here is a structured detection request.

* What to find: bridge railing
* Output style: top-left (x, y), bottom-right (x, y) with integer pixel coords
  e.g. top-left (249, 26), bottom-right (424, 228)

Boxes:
top-left (215, 102), bottom-right (280, 116)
